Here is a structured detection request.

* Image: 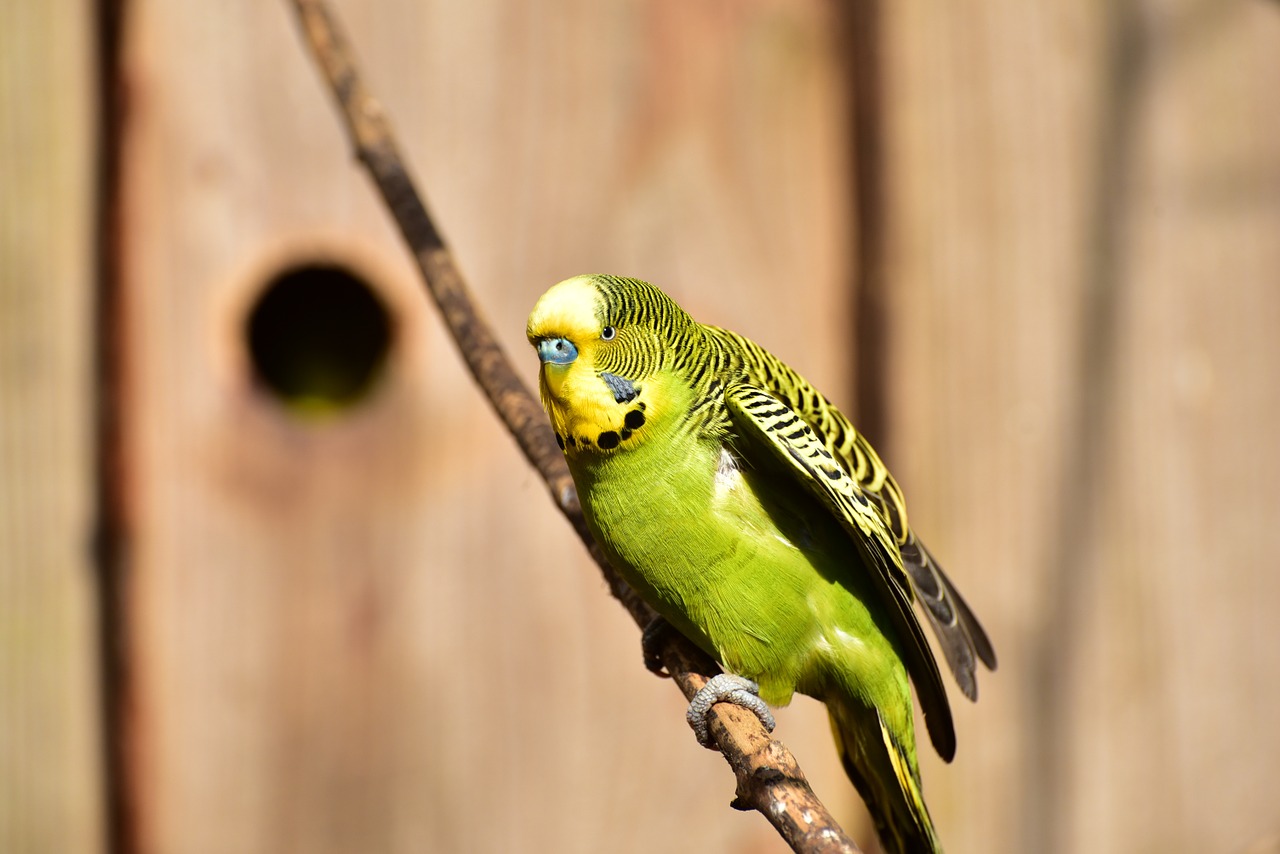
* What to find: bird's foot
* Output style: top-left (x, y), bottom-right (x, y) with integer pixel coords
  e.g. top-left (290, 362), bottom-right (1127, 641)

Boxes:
top-left (686, 674), bottom-right (776, 749)
top-left (640, 615), bottom-right (675, 677)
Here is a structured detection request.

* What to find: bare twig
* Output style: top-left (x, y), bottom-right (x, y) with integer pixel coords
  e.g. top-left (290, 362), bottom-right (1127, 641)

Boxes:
top-left (287, 2), bottom-right (861, 850)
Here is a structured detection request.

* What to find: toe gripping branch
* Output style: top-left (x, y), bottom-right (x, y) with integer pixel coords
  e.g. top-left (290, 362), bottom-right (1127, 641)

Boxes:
top-left (641, 618), bottom-right (778, 749)
top-left (687, 674), bottom-right (777, 749)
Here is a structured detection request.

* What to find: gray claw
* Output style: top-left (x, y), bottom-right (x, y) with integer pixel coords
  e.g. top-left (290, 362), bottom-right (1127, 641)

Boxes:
top-left (686, 673), bottom-right (776, 749)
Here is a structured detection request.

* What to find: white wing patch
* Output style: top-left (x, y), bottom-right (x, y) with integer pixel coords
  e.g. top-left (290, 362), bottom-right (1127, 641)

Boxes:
top-left (806, 594), bottom-right (867, 661)
top-left (832, 627), bottom-right (866, 651)
top-left (713, 447), bottom-right (741, 501)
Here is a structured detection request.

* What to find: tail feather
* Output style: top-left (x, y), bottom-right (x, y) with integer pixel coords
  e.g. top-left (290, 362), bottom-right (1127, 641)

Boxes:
top-left (829, 703), bottom-right (941, 854)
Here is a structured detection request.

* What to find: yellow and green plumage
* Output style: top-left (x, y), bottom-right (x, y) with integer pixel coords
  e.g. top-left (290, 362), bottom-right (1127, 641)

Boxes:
top-left (527, 275), bottom-right (995, 854)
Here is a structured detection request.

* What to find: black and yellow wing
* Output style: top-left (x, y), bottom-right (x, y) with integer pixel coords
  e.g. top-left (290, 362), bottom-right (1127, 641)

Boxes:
top-left (724, 382), bottom-right (957, 762)
top-left (717, 328), bottom-right (997, 700)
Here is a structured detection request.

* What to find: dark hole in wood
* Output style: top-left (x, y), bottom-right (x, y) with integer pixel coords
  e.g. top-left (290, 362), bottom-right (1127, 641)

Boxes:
top-left (245, 263), bottom-right (393, 414)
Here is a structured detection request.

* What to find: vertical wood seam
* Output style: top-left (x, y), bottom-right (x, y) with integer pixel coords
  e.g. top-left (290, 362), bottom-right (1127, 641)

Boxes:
top-left (93, 0), bottom-right (136, 850)
top-left (1024, 3), bottom-right (1147, 852)
top-left (845, 0), bottom-right (889, 451)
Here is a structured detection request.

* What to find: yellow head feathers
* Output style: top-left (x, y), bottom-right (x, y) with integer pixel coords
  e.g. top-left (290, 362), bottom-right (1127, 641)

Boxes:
top-left (525, 275), bottom-right (605, 347)
top-left (527, 275), bottom-right (687, 455)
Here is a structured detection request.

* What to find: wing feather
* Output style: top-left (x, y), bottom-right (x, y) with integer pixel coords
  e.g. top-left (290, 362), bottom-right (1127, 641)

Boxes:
top-left (724, 382), bottom-right (956, 762)
top-left (713, 327), bottom-right (997, 697)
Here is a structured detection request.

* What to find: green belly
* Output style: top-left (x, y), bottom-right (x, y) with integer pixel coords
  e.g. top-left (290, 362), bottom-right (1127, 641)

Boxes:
top-left (570, 434), bottom-right (894, 708)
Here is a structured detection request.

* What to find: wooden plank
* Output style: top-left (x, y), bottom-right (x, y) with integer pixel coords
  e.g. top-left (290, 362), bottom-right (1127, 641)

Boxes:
top-left (882, 1), bottom-right (1280, 852)
top-left (0, 3), bottom-right (104, 853)
top-left (119, 1), bottom-right (855, 852)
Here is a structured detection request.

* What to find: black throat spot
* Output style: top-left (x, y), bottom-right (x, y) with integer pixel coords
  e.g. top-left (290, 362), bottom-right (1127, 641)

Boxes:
top-left (600, 372), bottom-right (640, 404)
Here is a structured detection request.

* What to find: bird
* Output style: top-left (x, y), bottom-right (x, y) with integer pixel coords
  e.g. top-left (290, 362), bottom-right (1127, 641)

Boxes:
top-left (527, 274), bottom-right (995, 854)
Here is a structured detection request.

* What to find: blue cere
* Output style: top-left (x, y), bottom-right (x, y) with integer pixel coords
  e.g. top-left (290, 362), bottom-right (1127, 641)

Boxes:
top-left (538, 337), bottom-right (578, 365)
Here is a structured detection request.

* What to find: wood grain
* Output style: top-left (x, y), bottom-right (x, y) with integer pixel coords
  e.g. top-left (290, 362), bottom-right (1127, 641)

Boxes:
top-left (116, 1), bottom-right (854, 852)
top-left (17, 1), bottom-right (1276, 851)
top-left (882, 1), bottom-right (1280, 853)
top-left (0, 2), bottom-right (104, 853)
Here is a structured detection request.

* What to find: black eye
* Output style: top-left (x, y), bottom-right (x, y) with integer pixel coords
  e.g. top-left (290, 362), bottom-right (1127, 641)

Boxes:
top-left (601, 326), bottom-right (617, 341)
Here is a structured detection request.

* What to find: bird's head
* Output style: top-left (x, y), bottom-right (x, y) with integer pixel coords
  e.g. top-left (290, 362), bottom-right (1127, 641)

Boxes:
top-left (527, 274), bottom-right (696, 455)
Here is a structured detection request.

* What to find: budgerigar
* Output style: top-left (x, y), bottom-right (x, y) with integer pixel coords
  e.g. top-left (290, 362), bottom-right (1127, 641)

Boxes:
top-left (527, 275), bottom-right (995, 854)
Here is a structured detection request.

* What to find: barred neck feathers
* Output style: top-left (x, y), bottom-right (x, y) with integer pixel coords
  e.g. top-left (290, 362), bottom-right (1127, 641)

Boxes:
top-left (527, 275), bottom-right (702, 457)
top-left (670, 325), bottom-right (744, 439)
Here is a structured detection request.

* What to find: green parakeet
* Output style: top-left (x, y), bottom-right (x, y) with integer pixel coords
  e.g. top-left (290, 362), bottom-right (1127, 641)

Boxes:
top-left (527, 275), bottom-right (995, 854)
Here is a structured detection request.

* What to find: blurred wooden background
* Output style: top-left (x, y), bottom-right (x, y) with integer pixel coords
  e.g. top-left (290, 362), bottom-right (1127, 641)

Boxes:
top-left (3, 1), bottom-right (1279, 853)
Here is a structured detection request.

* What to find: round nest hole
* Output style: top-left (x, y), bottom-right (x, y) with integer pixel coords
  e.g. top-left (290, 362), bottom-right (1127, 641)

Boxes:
top-left (245, 263), bottom-right (394, 416)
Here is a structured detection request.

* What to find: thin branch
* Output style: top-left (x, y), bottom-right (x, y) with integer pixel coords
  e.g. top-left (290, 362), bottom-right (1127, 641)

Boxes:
top-left (286, 2), bottom-right (861, 851)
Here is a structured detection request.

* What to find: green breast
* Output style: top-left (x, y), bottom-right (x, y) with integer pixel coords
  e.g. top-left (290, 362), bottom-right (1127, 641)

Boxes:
top-left (568, 425), bottom-right (898, 708)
